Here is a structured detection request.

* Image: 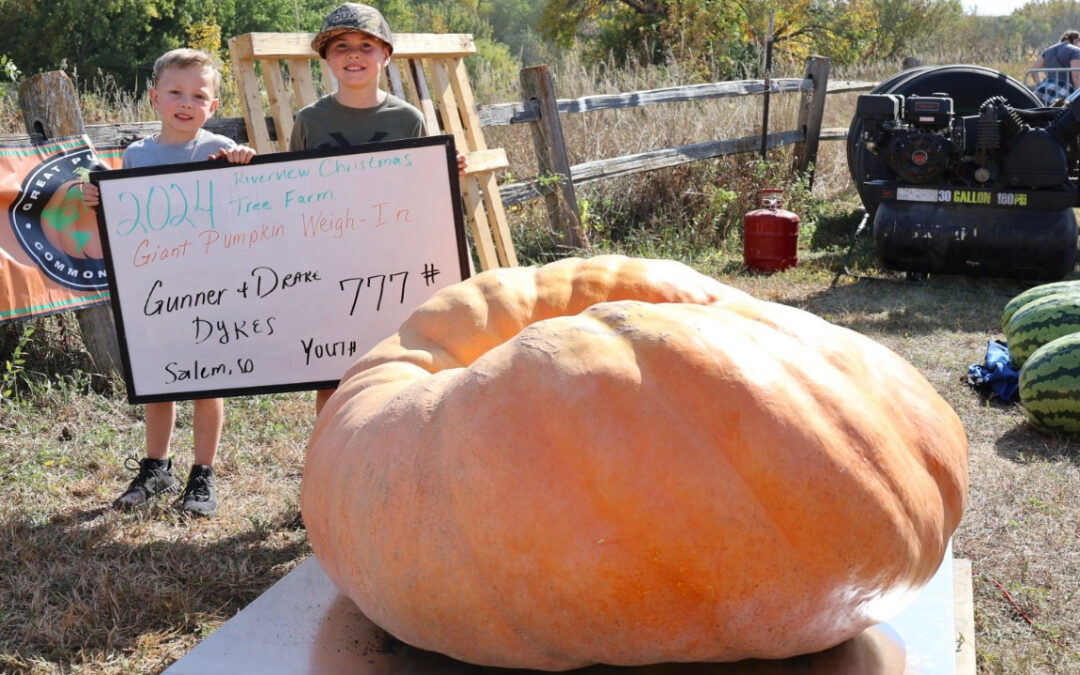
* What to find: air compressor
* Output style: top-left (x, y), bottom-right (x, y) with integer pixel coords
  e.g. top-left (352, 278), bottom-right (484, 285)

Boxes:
top-left (847, 65), bottom-right (1080, 280)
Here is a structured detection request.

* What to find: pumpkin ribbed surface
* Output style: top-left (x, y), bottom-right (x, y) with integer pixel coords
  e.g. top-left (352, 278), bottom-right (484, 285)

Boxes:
top-left (301, 255), bottom-right (968, 670)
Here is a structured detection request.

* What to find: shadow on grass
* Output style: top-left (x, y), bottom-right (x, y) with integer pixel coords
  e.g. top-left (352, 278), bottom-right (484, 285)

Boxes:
top-left (785, 216), bottom-right (1080, 337)
top-left (0, 504), bottom-right (307, 670)
top-left (794, 228), bottom-right (1037, 336)
top-left (715, 219), bottom-right (1044, 338)
top-left (994, 424), bottom-right (1080, 464)
top-left (790, 276), bottom-right (1025, 336)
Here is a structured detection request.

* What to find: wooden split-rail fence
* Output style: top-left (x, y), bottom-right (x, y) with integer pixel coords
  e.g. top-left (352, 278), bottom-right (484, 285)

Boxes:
top-left (8, 40), bottom-right (875, 373)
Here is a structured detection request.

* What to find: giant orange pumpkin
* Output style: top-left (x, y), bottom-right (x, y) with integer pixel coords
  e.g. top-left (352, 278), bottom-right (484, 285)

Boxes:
top-left (301, 255), bottom-right (968, 670)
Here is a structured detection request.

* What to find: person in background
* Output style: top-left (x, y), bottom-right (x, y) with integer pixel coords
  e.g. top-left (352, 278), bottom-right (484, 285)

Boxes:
top-left (83, 48), bottom-right (256, 517)
top-left (292, 2), bottom-right (466, 417)
top-left (1031, 29), bottom-right (1080, 106)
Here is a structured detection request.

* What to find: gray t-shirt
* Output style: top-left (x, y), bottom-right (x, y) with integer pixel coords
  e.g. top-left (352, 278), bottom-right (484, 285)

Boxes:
top-left (288, 93), bottom-right (425, 151)
top-left (123, 129), bottom-right (236, 169)
top-left (1041, 41), bottom-right (1080, 88)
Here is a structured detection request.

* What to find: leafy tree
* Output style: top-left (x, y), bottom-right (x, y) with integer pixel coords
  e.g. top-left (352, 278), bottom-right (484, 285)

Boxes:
top-left (1, 0), bottom-right (181, 82)
top-left (536, 0), bottom-right (967, 75)
top-left (480, 0), bottom-right (552, 63)
top-left (1013, 0), bottom-right (1080, 52)
top-left (857, 0), bottom-right (964, 60)
top-left (389, 0), bottom-right (520, 80)
top-left (0, 0), bottom-right (331, 88)
top-left (0, 0), bottom-right (540, 92)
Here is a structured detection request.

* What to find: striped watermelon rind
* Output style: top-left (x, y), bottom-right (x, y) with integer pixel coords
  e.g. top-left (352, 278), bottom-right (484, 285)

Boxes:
top-left (1003, 292), bottom-right (1080, 368)
top-left (1001, 280), bottom-right (1080, 332)
top-left (1019, 332), bottom-right (1080, 434)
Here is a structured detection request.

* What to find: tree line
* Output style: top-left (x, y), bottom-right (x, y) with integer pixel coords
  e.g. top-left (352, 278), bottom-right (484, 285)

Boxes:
top-left (1, 0), bottom-right (1080, 92)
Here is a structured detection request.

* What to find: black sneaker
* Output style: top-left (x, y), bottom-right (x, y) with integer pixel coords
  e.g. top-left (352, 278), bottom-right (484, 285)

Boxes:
top-left (180, 465), bottom-right (217, 517)
top-left (113, 457), bottom-right (179, 510)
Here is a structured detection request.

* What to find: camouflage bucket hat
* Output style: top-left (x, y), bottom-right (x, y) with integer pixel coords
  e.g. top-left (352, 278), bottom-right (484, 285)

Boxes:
top-left (311, 3), bottom-right (394, 57)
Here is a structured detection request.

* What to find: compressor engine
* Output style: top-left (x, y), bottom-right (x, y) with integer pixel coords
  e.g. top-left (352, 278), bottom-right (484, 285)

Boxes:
top-left (848, 67), bottom-right (1080, 280)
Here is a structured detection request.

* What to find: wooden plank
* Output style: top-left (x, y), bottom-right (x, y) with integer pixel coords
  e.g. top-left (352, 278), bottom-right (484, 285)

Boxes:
top-left (228, 35), bottom-right (261, 151)
top-left (479, 171), bottom-right (519, 266)
top-left (827, 80), bottom-right (877, 93)
top-left (477, 74), bottom-right (877, 130)
top-left (17, 71), bottom-right (85, 138)
top-left (288, 58), bottom-right (318, 109)
top-left (386, 60), bottom-right (406, 99)
top-left (954, 559), bottom-right (976, 675)
top-left (792, 56), bottom-right (831, 178)
top-left (425, 57), bottom-right (515, 267)
top-left (0, 118), bottom-right (252, 146)
top-left (476, 100), bottom-right (539, 127)
top-left (393, 33), bottom-right (476, 57)
top-left (556, 78), bottom-right (809, 114)
top-left (228, 36), bottom-right (274, 154)
top-left (478, 79), bottom-right (810, 126)
top-left (520, 65), bottom-right (585, 248)
top-left (445, 57), bottom-right (519, 264)
top-left (498, 129), bottom-right (804, 206)
top-left (462, 148), bottom-right (508, 175)
top-left (263, 59), bottom-right (294, 152)
top-left (235, 32), bottom-right (476, 60)
top-left (320, 63), bottom-right (335, 95)
top-left (498, 179), bottom-right (550, 207)
top-left (6, 118), bottom-right (272, 147)
top-left (460, 178), bottom-right (499, 270)
top-left (408, 59), bottom-right (441, 136)
top-left (448, 57), bottom-right (486, 151)
top-left (430, 58), bottom-right (466, 148)
top-left (571, 129), bottom-right (803, 183)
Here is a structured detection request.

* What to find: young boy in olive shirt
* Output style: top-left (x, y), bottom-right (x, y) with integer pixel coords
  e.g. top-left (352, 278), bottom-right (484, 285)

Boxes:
top-left (295, 3), bottom-right (464, 415)
top-left (290, 3), bottom-right (424, 150)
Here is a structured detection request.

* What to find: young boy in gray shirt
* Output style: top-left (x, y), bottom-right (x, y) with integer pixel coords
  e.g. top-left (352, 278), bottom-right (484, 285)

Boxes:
top-left (83, 48), bottom-right (255, 516)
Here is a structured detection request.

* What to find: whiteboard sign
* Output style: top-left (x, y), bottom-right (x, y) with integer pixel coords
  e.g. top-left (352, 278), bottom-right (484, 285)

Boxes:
top-left (93, 135), bottom-right (469, 403)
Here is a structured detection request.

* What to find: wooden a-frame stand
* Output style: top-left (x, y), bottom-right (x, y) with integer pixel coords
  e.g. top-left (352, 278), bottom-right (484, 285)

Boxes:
top-left (228, 31), bottom-right (517, 271)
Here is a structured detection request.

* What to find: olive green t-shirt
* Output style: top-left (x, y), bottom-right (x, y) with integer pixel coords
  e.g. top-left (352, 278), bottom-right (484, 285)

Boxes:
top-left (288, 93), bottom-right (426, 151)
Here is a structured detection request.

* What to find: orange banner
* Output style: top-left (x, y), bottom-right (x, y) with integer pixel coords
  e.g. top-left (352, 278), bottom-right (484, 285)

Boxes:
top-left (1, 135), bottom-right (123, 324)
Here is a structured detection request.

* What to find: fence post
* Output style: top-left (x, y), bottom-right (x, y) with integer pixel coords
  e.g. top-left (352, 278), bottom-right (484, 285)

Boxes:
top-left (792, 56), bottom-right (830, 185)
top-left (17, 71), bottom-right (123, 378)
top-left (519, 65), bottom-right (587, 249)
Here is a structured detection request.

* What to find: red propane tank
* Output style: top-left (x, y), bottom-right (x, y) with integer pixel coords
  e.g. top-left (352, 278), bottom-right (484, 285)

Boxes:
top-left (743, 189), bottom-right (800, 272)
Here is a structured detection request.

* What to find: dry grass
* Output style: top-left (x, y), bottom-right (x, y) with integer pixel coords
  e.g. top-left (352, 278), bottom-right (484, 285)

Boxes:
top-left (0, 389), bottom-right (313, 674)
top-left (3, 48), bottom-right (1080, 674)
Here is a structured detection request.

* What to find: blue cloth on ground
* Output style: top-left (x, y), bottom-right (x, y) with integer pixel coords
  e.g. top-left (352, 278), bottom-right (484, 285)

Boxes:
top-left (967, 340), bottom-right (1019, 403)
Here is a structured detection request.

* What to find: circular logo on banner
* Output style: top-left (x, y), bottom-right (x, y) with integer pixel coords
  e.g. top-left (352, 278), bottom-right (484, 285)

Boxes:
top-left (8, 147), bottom-right (109, 291)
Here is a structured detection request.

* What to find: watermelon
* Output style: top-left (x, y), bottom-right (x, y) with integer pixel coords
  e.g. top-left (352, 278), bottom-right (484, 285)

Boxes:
top-left (1004, 292), bottom-right (1080, 368)
top-left (1001, 280), bottom-right (1080, 332)
top-left (1019, 332), bottom-right (1080, 434)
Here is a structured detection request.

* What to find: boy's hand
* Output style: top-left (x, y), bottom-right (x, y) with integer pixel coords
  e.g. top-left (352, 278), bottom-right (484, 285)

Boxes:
top-left (210, 145), bottom-right (257, 164)
top-left (80, 183), bottom-right (100, 207)
top-left (456, 151), bottom-right (467, 176)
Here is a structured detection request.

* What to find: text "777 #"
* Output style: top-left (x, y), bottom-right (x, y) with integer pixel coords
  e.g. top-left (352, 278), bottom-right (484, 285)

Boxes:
top-left (339, 263), bottom-right (441, 315)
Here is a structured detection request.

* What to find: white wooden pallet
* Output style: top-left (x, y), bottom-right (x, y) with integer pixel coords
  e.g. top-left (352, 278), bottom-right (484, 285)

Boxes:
top-left (165, 543), bottom-right (973, 674)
